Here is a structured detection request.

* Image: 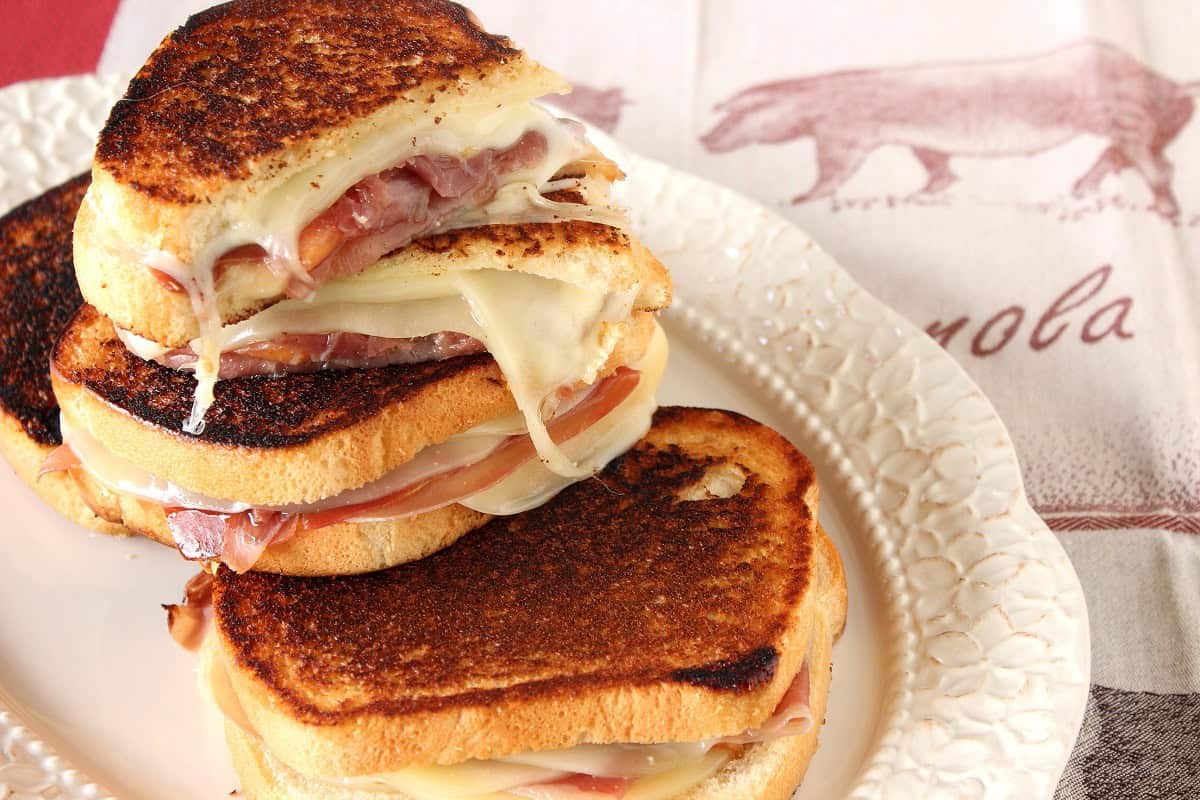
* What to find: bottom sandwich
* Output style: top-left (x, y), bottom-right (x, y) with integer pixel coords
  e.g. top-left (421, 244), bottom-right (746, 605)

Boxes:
top-left (201, 406), bottom-right (847, 799)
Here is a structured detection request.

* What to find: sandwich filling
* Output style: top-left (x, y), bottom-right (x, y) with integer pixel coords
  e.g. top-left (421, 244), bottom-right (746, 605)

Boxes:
top-left (201, 634), bottom-right (813, 800)
top-left (118, 264), bottom-right (651, 479)
top-left (94, 100), bottom-right (628, 436)
top-left (46, 324), bottom-right (667, 572)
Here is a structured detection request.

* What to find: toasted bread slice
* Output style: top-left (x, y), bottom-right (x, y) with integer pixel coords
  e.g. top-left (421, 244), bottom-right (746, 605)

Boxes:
top-left (51, 306), bottom-right (658, 506)
top-left (211, 407), bottom-right (848, 779)
top-left (85, 0), bottom-right (564, 265)
top-left (0, 175), bottom-right (127, 535)
top-left (76, 184), bottom-right (670, 347)
top-left (76, 0), bottom-right (599, 347)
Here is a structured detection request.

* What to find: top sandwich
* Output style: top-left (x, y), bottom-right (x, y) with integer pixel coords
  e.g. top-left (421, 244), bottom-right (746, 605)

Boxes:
top-left (75, 0), bottom-right (646, 437)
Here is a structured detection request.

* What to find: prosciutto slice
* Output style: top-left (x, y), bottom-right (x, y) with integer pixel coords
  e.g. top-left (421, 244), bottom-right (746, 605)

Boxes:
top-left (164, 368), bottom-right (640, 572)
top-left (716, 659), bottom-right (813, 744)
top-left (163, 571), bottom-right (214, 652)
top-left (152, 129), bottom-right (559, 297)
top-left (306, 368), bottom-right (640, 529)
top-left (166, 508), bottom-right (300, 573)
top-left (39, 443), bottom-right (81, 476)
top-left (159, 331), bottom-right (485, 379)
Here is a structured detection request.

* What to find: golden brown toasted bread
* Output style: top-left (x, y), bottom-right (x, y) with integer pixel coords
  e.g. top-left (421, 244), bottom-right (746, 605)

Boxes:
top-left (77, 0), bottom-right (573, 344)
top-left (50, 306), bottom-right (658, 506)
top-left (0, 175), bottom-right (127, 535)
top-left (94, 0), bottom-right (555, 208)
top-left (211, 407), bottom-right (848, 779)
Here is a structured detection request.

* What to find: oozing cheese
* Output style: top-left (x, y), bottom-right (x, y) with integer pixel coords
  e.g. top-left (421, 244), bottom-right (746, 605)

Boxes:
top-left (121, 100), bottom-right (627, 435)
top-left (123, 267), bottom-right (647, 480)
top-left (60, 324), bottom-right (666, 517)
top-left (397, 322), bottom-right (665, 518)
top-left (454, 269), bottom-right (636, 477)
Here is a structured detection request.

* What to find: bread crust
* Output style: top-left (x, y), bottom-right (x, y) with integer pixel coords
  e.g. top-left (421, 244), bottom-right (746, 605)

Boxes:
top-left (86, 0), bottom-right (564, 264)
top-left (212, 407), bottom-right (848, 777)
top-left (219, 521), bottom-right (845, 797)
top-left (51, 307), bottom-right (657, 505)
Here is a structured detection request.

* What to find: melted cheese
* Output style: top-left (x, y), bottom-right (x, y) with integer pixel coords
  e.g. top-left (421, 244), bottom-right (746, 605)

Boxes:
top-left (340, 762), bottom-right (570, 798)
top-left (128, 100), bottom-right (625, 434)
top-left (454, 270), bottom-right (637, 477)
top-left (125, 267), bottom-right (646, 480)
top-left (457, 324), bottom-right (665, 516)
top-left (443, 181), bottom-right (629, 232)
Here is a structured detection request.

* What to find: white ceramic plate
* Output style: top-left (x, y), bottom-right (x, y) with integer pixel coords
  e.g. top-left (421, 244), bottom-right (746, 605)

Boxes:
top-left (0, 76), bottom-right (1089, 800)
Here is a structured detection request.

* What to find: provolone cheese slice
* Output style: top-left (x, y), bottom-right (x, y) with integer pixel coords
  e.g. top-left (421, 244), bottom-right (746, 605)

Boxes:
top-left (329, 741), bottom-right (729, 800)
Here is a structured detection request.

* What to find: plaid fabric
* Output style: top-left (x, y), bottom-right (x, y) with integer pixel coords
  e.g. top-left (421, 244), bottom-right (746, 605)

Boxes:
top-left (1056, 686), bottom-right (1200, 799)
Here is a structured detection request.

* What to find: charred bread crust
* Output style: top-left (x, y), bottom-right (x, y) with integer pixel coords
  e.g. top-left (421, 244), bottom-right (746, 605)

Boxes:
top-left (211, 407), bottom-right (848, 776)
top-left (0, 174), bottom-right (89, 446)
top-left (51, 305), bottom-right (513, 505)
top-left (224, 635), bottom-right (835, 800)
top-left (96, 0), bottom-right (529, 204)
top-left (0, 176), bottom-right (131, 536)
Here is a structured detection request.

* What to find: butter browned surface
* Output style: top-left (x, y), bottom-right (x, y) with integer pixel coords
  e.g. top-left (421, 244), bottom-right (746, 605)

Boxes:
top-left (214, 407), bottom-right (817, 723)
top-left (52, 305), bottom-right (502, 448)
top-left (0, 175), bottom-right (89, 446)
top-left (97, 0), bottom-right (521, 204)
top-left (408, 216), bottom-right (628, 260)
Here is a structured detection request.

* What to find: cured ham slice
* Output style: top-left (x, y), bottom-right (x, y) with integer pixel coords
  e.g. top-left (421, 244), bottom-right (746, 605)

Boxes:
top-left (39, 443), bottom-right (81, 475)
top-left (159, 331), bottom-right (485, 379)
top-left (308, 368), bottom-right (640, 528)
top-left (151, 129), bottom-right (556, 297)
top-left (163, 571), bottom-right (215, 652)
top-left (166, 508), bottom-right (300, 573)
top-left (716, 659), bottom-right (813, 744)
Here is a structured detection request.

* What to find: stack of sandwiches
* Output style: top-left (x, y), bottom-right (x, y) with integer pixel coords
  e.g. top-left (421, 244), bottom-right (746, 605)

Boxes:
top-left (0, 1), bottom-right (848, 798)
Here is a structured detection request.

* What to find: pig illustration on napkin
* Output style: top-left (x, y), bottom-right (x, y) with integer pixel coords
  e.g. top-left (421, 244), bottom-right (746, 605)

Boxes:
top-left (701, 40), bottom-right (1198, 219)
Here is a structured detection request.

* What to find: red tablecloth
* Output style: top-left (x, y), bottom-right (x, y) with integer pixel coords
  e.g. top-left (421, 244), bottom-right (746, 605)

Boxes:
top-left (0, 0), bottom-right (119, 87)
